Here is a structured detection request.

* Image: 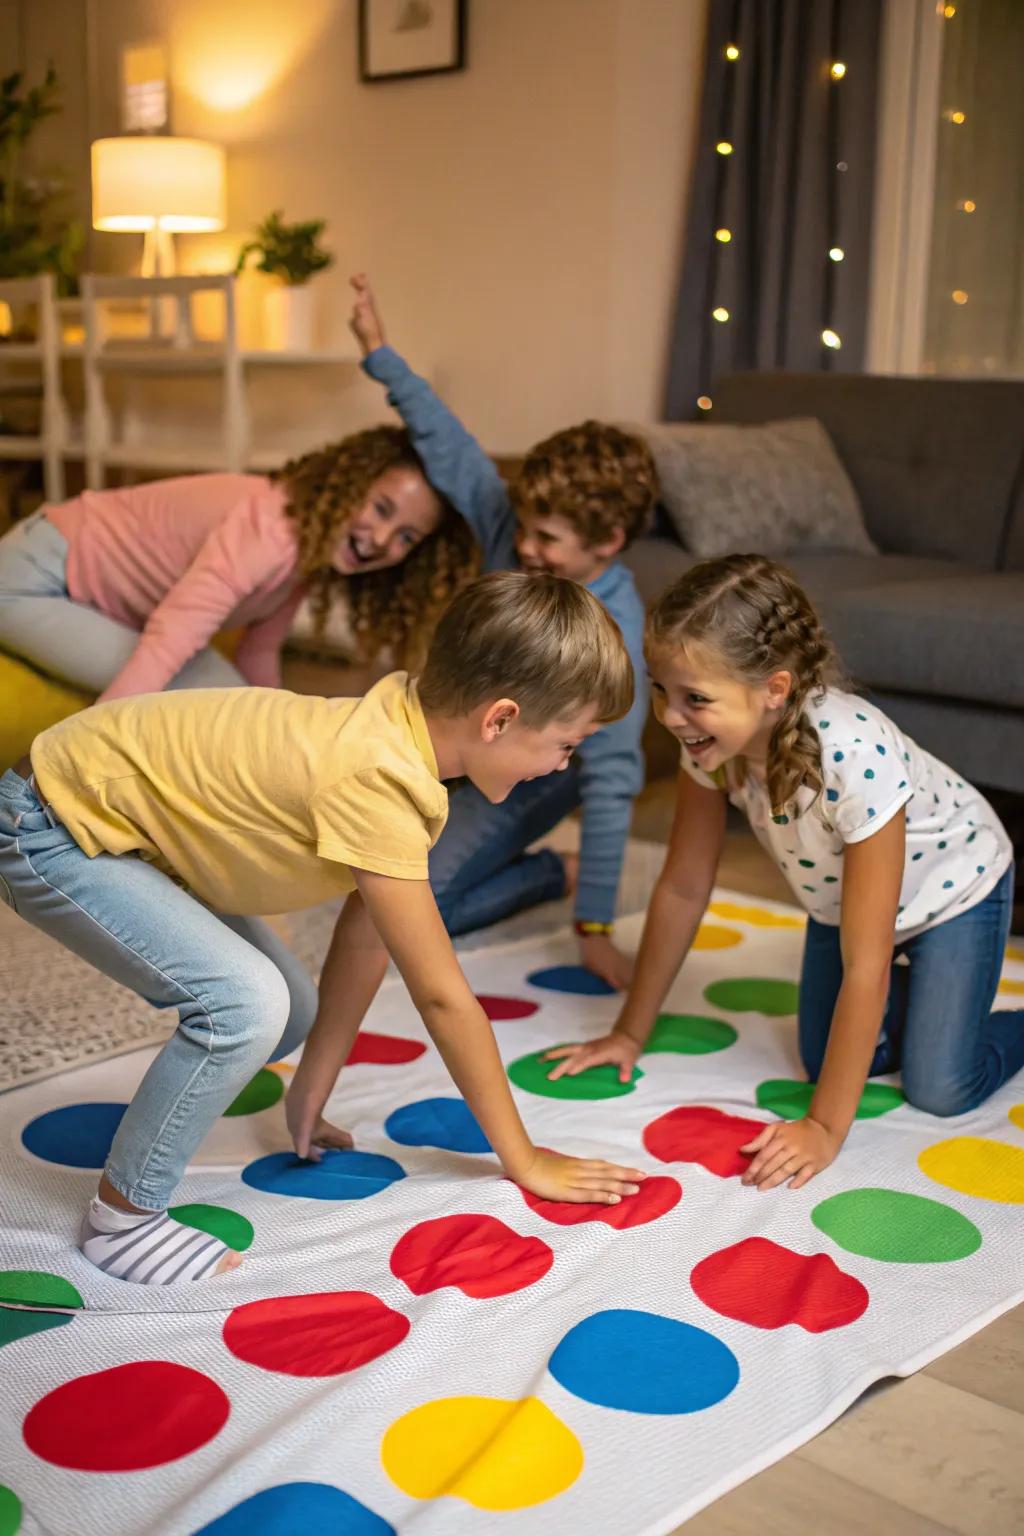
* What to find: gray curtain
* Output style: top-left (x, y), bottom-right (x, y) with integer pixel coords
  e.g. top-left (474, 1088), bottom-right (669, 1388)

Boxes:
top-left (665, 0), bottom-right (882, 420)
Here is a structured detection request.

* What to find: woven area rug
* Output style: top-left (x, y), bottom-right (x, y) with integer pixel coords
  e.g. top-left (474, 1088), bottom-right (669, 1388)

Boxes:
top-left (1, 890), bottom-right (1022, 1536)
top-left (0, 830), bottom-right (665, 1094)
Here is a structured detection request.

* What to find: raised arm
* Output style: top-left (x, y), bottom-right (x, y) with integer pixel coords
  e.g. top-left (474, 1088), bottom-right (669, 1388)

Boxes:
top-left (349, 274), bottom-right (516, 569)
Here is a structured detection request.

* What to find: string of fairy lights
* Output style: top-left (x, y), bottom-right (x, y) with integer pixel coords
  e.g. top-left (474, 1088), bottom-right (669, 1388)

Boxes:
top-left (696, 39), bottom-right (849, 414)
top-left (697, 2), bottom-right (966, 413)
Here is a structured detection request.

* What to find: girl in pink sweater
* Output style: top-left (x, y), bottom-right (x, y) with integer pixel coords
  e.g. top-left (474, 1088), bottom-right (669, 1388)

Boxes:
top-left (0, 428), bottom-right (478, 701)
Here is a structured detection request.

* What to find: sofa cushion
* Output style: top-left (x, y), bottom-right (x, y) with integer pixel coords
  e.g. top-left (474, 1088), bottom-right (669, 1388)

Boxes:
top-left (712, 372), bottom-right (1024, 568)
top-left (624, 418), bottom-right (876, 559)
top-left (825, 573), bottom-right (1024, 709)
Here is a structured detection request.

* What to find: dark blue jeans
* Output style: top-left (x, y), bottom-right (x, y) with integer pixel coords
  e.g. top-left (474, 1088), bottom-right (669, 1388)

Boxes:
top-left (430, 766), bottom-right (582, 935)
top-left (799, 865), bottom-right (1024, 1116)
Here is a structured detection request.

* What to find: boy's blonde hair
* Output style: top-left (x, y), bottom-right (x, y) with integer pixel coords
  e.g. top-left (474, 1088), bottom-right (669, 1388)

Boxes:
top-left (419, 570), bottom-right (634, 727)
top-left (512, 421), bottom-right (658, 550)
top-left (648, 553), bottom-right (843, 815)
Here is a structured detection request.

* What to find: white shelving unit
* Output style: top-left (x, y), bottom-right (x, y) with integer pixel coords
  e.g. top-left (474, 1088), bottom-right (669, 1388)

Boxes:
top-left (0, 272), bottom-right (359, 497)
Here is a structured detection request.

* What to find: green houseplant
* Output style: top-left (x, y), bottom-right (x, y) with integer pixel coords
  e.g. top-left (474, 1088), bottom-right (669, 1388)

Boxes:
top-left (235, 209), bottom-right (334, 351)
top-left (0, 66), bottom-right (83, 302)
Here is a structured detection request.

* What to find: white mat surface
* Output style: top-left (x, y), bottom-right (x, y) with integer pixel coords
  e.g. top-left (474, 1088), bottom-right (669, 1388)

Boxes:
top-left (1, 890), bottom-right (1022, 1536)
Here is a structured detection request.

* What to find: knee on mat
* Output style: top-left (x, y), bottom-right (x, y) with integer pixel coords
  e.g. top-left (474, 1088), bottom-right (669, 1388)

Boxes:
top-left (902, 1077), bottom-right (979, 1119)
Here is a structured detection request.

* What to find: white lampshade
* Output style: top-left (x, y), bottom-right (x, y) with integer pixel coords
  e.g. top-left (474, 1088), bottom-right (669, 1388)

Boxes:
top-left (91, 136), bottom-right (226, 233)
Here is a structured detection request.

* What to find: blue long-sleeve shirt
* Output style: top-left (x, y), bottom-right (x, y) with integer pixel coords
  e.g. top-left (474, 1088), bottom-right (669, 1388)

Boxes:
top-left (362, 345), bottom-right (648, 923)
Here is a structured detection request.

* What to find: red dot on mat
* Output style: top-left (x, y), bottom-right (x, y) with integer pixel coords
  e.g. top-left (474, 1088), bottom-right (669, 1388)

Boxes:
top-left (476, 995), bottom-right (539, 1021)
top-left (23, 1361), bottom-right (229, 1471)
top-left (347, 1031), bottom-right (427, 1066)
top-left (643, 1105), bottom-right (769, 1177)
top-left (520, 1174), bottom-right (682, 1229)
top-left (691, 1236), bottom-right (869, 1331)
top-left (390, 1214), bottom-right (553, 1298)
top-left (223, 1291), bottom-right (409, 1377)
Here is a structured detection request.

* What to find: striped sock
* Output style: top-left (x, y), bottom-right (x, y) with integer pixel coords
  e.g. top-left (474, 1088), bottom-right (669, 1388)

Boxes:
top-left (80, 1201), bottom-right (237, 1285)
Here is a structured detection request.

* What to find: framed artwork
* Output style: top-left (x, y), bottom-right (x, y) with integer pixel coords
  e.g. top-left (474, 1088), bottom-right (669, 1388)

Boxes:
top-left (359, 0), bottom-right (467, 84)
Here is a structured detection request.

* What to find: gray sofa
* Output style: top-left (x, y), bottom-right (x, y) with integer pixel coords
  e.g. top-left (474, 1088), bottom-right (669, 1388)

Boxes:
top-left (624, 371), bottom-right (1024, 795)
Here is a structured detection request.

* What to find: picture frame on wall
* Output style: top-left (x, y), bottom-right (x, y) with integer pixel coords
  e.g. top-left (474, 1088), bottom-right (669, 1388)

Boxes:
top-left (359, 0), bottom-right (467, 84)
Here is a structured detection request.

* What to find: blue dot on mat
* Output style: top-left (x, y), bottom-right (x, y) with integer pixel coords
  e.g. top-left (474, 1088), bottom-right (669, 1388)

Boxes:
top-left (241, 1148), bottom-right (405, 1201)
top-left (384, 1097), bottom-right (491, 1154)
top-left (526, 965), bottom-right (616, 997)
top-left (549, 1309), bottom-right (739, 1414)
top-left (193, 1483), bottom-right (395, 1535)
top-left (21, 1102), bottom-right (127, 1169)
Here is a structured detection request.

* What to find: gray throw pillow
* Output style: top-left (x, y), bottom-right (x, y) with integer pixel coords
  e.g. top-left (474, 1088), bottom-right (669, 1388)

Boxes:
top-left (624, 417), bottom-right (877, 557)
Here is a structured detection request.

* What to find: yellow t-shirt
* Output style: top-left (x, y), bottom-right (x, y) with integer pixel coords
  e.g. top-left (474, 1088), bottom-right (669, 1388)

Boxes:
top-left (31, 672), bottom-right (448, 916)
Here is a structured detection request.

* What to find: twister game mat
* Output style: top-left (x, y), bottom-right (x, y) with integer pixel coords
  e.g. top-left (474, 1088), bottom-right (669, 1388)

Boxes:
top-left (1, 891), bottom-right (1023, 1536)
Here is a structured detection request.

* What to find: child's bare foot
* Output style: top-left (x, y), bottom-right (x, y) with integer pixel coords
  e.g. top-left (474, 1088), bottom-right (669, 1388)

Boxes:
top-left (562, 850), bottom-right (580, 900)
top-left (81, 1196), bottom-right (242, 1284)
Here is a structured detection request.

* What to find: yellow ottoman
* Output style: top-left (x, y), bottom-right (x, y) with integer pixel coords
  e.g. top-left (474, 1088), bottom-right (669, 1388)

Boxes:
top-left (0, 653), bottom-right (92, 772)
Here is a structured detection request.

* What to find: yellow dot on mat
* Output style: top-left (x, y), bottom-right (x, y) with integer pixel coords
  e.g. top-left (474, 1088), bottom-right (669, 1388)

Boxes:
top-left (382, 1396), bottom-right (582, 1510)
top-left (692, 923), bottom-right (743, 951)
top-left (708, 900), bottom-right (805, 930)
top-left (1004, 941), bottom-right (1024, 962)
top-left (918, 1136), bottom-right (1024, 1204)
top-left (1008, 1104), bottom-right (1024, 1132)
top-left (999, 977), bottom-right (1024, 997)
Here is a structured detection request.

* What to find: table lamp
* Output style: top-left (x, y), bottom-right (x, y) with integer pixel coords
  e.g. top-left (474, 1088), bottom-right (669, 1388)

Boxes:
top-left (91, 136), bottom-right (226, 276)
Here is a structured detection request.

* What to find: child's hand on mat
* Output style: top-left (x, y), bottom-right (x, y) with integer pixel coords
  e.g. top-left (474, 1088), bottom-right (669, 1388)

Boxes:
top-left (542, 1031), bottom-right (640, 1085)
top-left (349, 272), bottom-right (386, 355)
top-left (577, 931), bottom-right (634, 991)
top-left (740, 1117), bottom-right (839, 1191)
top-left (518, 1147), bottom-right (646, 1205)
top-left (285, 1085), bottom-right (354, 1163)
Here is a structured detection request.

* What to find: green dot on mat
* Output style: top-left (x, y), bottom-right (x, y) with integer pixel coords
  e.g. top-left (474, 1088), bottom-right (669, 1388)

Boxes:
top-left (0, 1486), bottom-right (21, 1536)
top-left (169, 1203), bottom-right (254, 1252)
top-left (0, 1309), bottom-right (73, 1350)
top-left (703, 977), bottom-right (800, 1016)
top-left (0, 1271), bottom-right (83, 1310)
top-left (223, 1068), bottom-right (284, 1117)
top-left (812, 1188), bottom-right (981, 1263)
top-left (507, 1049), bottom-right (642, 1100)
top-left (756, 1078), bottom-right (906, 1121)
top-left (646, 1013), bottom-right (738, 1055)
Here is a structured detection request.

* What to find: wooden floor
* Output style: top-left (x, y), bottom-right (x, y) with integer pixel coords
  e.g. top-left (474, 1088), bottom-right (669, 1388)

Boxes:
top-left (630, 777), bottom-right (1024, 1536)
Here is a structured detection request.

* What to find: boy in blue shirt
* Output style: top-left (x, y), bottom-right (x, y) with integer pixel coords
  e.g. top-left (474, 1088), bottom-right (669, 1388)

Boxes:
top-left (350, 275), bottom-right (656, 989)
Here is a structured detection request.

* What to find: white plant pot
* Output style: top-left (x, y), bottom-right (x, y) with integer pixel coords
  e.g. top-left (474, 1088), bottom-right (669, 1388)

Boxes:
top-left (263, 283), bottom-right (315, 352)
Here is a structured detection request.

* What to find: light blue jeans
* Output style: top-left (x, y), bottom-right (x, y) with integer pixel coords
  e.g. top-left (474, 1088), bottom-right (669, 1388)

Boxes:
top-left (0, 510), bottom-right (244, 694)
top-left (0, 767), bottom-right (317, 1209)
top-left (430, 767), bottom-right (581, 934)
top-left (799, 865), bottom-right (1024, 1116)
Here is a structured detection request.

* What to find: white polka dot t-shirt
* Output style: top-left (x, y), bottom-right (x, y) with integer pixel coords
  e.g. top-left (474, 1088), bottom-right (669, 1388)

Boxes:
top-left (680, 688), bottom-right (1012, 938)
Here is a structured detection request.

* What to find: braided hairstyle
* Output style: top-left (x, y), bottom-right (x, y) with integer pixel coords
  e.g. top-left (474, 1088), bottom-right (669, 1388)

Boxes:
top-left (273, 426), bottom-right (480, 670)
top-left (648, 553), bottom-right (844, 815)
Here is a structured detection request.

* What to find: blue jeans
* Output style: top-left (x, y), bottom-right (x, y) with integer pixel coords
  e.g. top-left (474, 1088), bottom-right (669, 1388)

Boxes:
top-left (430, 766), bottom-right (581, 935)
top-left (0, 768), bottom-right (317, 1209)
top-left (799, 866), bottom-right (1024, 1116)
top-left (0, 511), bottom-right (244, 694)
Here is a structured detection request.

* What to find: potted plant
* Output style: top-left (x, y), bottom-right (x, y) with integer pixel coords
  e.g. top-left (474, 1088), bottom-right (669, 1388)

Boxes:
top-left (235, 209), bottom-right (334, 352)
top-left (0, 66), bottom-right (83, 328)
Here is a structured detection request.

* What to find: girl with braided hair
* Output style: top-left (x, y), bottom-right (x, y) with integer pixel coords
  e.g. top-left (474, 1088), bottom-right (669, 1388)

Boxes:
top-left (545, 553), bottom-right (1022, 1191)
top-left (0, 426), bottom-right (478, 704)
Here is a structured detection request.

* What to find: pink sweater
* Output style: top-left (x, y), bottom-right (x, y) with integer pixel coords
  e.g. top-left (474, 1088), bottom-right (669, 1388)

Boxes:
top-left (47, 474), bottom-right (304, 700)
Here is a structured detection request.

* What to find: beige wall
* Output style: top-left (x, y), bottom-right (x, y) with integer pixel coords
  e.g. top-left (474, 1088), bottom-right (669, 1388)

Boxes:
top-left (12, 0), bottom-right (707, 451)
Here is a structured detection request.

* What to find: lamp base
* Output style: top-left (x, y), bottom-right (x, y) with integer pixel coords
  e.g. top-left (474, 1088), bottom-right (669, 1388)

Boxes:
top-left (140, 226), bottom-right (176, 277)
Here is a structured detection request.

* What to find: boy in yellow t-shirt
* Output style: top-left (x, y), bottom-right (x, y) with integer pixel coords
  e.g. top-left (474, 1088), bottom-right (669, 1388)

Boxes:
top-left (1, 571), bottom-right (646, 1286)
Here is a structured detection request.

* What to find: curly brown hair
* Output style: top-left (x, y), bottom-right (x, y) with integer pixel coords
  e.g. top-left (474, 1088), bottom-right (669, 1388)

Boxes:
top-left (511, 421), bottom-right (658, 549)
top-left (273, 425), bottom-right (480, 670)
top-left (648, 553), bottom-right (845, 816)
